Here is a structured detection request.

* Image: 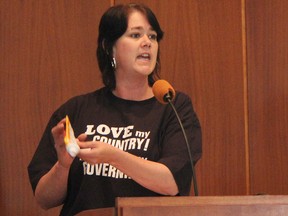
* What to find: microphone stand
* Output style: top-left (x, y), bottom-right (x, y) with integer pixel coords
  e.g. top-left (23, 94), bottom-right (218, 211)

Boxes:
top-left (165, 94), bottom-right (199, 196)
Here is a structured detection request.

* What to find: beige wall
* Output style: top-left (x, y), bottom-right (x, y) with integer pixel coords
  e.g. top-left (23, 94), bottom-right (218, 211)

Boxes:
top-left (1, 0), bottom-right (287, 215)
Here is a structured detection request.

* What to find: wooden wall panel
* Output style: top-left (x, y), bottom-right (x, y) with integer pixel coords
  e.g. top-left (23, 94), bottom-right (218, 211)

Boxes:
top-left (0, 0), bottom-right (111, 215)
top-left (180, 0), bottom-right (246, 196)
top-left (118, 0), bottom-right (247, 195)
top-left (246, 0), bottom-right (288, 195)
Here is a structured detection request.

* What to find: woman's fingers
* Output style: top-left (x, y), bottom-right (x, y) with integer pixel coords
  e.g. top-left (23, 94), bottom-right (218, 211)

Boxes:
top-left (77, 133), bottom-right (87, 142)
top-left (77, 141), bottom-right (114, 164)
top-left (78, 140), bottom-right (97, 149)
top-left (51, 118), bottom-right (66, 142)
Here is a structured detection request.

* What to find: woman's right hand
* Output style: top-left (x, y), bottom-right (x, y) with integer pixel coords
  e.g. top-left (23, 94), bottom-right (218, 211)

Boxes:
top-left (51, 118), bottom-right (73, 169)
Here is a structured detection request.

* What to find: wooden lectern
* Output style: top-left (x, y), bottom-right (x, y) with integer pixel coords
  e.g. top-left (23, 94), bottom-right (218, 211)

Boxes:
top-left (77, 195), bottom-right (288, 216)
top-left (116, 195), bottom-right (288, 216)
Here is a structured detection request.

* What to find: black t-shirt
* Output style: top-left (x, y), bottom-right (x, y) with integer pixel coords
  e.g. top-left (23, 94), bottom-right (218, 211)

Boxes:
top-left (28, 87), bottom-right (202, 216)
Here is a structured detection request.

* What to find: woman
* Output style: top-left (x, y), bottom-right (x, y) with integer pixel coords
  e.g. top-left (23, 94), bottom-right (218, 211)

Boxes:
top-left (28, 3), bottom-right (202, 216)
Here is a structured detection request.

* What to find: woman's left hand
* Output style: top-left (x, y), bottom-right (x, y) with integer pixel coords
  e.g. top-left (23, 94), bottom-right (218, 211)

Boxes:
top-left (77, 134), bottom-right (115, 164)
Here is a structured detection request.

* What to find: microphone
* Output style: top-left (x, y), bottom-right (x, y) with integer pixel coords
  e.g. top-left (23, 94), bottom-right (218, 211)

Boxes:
top-left (152, 79), bottom-right (176, 104)
top-left (152, 79), bottom-right (199, 196)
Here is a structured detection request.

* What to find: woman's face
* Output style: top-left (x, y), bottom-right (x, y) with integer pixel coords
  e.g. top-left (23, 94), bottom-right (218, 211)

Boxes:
top-left (113, 11), bottom-right (159, 81)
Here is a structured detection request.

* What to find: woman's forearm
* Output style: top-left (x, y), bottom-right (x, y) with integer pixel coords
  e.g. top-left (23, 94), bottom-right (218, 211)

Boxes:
top-left (109, 148), bottom-right (179, 195)
top-left (34, 162), bottom-right (69, 209)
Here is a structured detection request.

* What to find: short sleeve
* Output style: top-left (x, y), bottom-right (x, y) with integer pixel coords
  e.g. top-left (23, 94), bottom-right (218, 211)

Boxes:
top-left (157, 92), bottom-right (202, 195)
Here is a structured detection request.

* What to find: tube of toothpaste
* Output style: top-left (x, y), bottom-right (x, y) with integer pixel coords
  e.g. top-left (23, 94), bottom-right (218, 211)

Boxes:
top-left (64, 115), bottom-right (80, 157)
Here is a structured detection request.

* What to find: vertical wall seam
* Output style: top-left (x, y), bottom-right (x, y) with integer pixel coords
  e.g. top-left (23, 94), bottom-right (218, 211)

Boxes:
top-left (110, 0), bottom-right (115, 6)
top-left (241, 0), bottom-right (250, 195)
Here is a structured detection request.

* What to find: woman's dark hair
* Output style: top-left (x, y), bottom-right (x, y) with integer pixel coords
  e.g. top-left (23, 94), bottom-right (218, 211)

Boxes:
top-left (97, 3), bottom-right (164, 90)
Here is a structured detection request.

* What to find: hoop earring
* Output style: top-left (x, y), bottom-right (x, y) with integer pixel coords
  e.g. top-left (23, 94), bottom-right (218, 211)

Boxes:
top-left (111, 57), bottom-right (117, 69)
